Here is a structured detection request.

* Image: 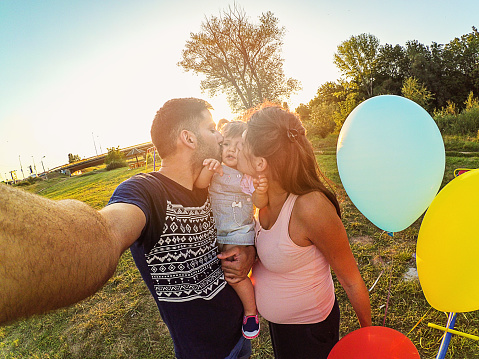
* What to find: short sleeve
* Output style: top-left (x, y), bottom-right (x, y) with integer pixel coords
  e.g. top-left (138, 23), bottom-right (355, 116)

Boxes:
top-left (108, 175), bottom-right (157, 226)
top-left (240, 174), bottom-right (255, 196)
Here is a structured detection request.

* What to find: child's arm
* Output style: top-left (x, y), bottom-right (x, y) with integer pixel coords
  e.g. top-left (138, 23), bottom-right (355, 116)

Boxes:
top-left (194, 159), bottom-right (223, 189)
top-left (252, 175), bottom-right (269, 209)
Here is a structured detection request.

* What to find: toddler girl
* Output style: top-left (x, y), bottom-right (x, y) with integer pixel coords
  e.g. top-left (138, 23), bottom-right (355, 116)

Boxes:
top-left (195, 121), bottom-right (268, 339)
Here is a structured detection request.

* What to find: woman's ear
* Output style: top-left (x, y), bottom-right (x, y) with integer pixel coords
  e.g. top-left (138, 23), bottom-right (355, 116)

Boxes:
top-left (179, 130), bottom-right (197, 149)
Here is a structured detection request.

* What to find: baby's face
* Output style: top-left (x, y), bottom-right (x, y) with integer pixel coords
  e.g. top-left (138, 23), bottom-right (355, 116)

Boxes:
top-left (221, 135), bottom-right (242, 169)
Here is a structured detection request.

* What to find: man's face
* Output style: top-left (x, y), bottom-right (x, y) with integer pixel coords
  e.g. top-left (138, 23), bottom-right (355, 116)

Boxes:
top-left (192, 109), bottom-right (223, 166)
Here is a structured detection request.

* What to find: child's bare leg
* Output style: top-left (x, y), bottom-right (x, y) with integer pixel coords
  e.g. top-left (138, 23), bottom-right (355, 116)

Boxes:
top-left (230, 276), bottom-right (256, 316)
top-left (222, 244), bottom-right (257, 316)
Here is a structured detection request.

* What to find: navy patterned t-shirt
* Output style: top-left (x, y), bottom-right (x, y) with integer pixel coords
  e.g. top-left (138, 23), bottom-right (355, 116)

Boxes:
top-left (108, 172), bottom-right (243, 359)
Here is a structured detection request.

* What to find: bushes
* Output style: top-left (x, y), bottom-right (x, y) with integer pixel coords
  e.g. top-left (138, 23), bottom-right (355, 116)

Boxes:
top-left (435, 106), bottom-right (479, 137)
top-left (106, 161), bottom-right (127, 171)
top-left (443, 135), bottom-right (479, 152)
top-left (105, 146), bottom-right (127, 171)
top-left (434, 93), bottom-right (479, 137)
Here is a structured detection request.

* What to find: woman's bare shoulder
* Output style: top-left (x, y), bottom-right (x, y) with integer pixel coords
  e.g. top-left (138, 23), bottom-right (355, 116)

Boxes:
top-left (295, 191), bottom-right (337, 217)
top-left (293, 192), bottom-right (345, 246)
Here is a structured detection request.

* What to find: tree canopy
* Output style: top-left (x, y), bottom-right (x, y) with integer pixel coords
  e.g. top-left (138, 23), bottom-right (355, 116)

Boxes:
top-left (333, 33), bottom-right (380, 98)
top-left (401, 77), bottom-right (434, 110)
top-left (105, 147), bottom-right (127, 171)
top-left (298, 27), bottom-right (479, 138)
top-left (68, 153), bottom-right (81, 163)
top-left (178, 5), bottom-right (301, 112)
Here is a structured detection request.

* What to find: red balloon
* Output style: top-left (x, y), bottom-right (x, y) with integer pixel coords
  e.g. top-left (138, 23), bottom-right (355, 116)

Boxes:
top-left (328, 326), bottom-right (420, 359)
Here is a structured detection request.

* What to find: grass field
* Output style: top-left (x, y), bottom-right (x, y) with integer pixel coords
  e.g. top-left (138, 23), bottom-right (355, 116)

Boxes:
top-left (1, 141), bottom-right (479, 358)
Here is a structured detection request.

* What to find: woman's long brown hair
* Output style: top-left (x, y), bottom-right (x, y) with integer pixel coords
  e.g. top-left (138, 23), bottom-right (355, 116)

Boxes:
top-left (244, 103), bottom-right (341, 217)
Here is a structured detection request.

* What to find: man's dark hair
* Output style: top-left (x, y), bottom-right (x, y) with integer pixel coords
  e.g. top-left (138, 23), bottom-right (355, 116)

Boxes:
top-left (151, 98), bottom-right (213, 158)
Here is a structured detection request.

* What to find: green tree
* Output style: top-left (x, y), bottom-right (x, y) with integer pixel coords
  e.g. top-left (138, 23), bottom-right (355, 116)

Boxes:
top-left (105, 146), bottom-right (127, 171)
top-left (375, 43), bottom-right (410, 95)
top-left (297, 81), bottom-right (358, 136)
top-left (68, 153), bottom-right (81, 163)
top-left (333, 33), bottom-right (380, 98)
top-left (405, 40), bottom-right (445, 108)
top-left (442, 27), bottom-right (479, 107)
top-left (304, 28), bottom-right (479, 134)
top-left (311, 81), bottom-right (345, 107)
top-left (295, 103), bottom-right (311, 123)
top-left (401, 77), bottom-right (434, 110)
top-left (332, 90), bottom-right (361, 131)
top-left (178, 5), bottom-right (301, 112)
top-left (308, 103), bottom-right (336, 138)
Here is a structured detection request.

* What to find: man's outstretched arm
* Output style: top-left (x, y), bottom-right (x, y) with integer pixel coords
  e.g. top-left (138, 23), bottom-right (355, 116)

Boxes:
top-left (0, 184), bottom-right (145, 325)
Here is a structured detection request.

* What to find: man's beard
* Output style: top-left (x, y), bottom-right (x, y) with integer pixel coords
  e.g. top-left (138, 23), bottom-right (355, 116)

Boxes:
top-left (191, 134), bottom-right (221, 169)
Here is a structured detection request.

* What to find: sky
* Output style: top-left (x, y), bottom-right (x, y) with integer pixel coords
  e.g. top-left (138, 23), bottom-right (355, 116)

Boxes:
top-left (1, 0), bottom-right (478, 181)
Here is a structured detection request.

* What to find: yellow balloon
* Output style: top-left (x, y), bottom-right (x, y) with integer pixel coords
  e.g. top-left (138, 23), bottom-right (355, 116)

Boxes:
top-left (417, 169), bottom-right (479, 312)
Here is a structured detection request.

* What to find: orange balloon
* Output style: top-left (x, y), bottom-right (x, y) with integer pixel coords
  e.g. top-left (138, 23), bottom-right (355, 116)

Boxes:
top-left (328, 326), bottom-right (420, 359)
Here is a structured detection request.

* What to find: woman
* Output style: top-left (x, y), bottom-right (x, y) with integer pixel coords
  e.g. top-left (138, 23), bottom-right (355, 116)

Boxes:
top-left (236, 103), bottom-right (371, 358)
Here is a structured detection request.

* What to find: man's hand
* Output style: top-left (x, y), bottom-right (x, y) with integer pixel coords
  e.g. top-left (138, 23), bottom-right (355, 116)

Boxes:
top-left (217, 245), bottom-right (256, 284)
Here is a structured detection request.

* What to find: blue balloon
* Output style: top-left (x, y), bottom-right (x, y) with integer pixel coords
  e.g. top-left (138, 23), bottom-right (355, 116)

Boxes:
top-left (336, 95), bottom-right (445, 232)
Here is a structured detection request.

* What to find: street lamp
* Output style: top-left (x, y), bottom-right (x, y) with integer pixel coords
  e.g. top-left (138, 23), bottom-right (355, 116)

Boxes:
top-left (97, 135), bottom-right (103, 154)
top-left (31, 156), bottom-right (38, 177)
top-left (41, 156), bottom-right (48, 180)
top-left (92, 132), bottom-right (98, 156)
top-left (19, 155), bottom-right (25, 180)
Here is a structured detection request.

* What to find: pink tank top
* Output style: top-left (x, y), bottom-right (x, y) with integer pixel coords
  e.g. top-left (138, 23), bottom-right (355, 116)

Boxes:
top-left (251, 193), bottom-right (335, 324)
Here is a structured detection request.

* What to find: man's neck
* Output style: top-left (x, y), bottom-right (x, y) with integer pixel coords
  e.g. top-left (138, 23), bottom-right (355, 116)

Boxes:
top-left (158, 157), bottom-right (200, 190)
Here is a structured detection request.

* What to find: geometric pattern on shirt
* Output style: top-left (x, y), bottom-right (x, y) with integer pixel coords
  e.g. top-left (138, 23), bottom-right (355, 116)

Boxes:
top-left (146, 197), bottom-right (226, 302)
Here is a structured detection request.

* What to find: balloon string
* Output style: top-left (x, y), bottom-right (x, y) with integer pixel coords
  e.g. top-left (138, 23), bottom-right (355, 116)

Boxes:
top-left (369, 270), bottom-right (384, 292)
top-left (383, 263), bottom-right (393, 326)
top-left (407, 307), bottom-right (432, 337)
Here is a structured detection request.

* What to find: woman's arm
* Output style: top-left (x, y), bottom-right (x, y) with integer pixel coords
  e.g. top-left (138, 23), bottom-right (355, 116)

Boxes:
top-left (292, 192), bottom-right (372, 328)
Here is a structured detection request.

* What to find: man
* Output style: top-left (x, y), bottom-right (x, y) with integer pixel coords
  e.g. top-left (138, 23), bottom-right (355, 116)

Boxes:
top-left (0, 98), bottom-right (256, 358)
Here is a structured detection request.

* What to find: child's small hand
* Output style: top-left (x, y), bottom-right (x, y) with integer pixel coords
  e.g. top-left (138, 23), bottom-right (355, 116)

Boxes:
top-left (253, 175), bottom-right (268, 194)
top-left (203, 159), bottom-right (224, 176)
